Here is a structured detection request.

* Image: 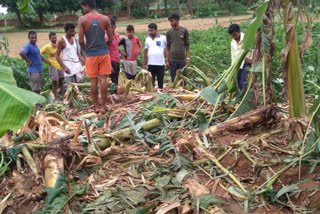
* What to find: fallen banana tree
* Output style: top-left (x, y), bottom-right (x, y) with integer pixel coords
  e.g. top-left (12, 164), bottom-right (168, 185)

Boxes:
top-left (204, 105), bottom-right (280, 135)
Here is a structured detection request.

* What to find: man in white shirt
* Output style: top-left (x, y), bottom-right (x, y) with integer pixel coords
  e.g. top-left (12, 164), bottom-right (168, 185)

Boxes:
top-left (228, 24), bottom-right (253, 90)
top-left (143, 23), bottom-right (167, 89)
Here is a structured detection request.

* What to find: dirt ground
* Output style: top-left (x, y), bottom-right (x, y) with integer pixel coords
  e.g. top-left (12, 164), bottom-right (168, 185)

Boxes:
top-left (3, 15), bottom-right (251, 58)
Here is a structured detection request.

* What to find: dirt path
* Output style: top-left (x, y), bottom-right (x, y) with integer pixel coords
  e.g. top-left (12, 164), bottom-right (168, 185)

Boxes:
top-left (4, 15), bottom-right (251, 58)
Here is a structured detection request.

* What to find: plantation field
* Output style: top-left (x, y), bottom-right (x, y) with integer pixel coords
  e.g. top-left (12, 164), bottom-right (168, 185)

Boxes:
top-left (3, 15), bottom-right (251, 58)
top-left (1, 6), bottom-right (320, 213)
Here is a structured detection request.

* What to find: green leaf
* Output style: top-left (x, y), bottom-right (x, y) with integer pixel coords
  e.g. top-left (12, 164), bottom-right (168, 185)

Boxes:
top-left (17, 0), bottom-right (35, 13)
top-left (0, 65), bottom-right (16, 85)
top-left (6, 145), bottom-right (23, 161)
top-left (0, 65), bottom-right (46, 137)
top-left (229, 89), bottom-right (253, 119)
top-left (243, 0), bottom-right (270, 51)
top-left (200, 86), bottom-right (220, 105)
top-left (275, 184), bottom-right (299, 199)
top-left (134, 204), bottom-right (156, 214)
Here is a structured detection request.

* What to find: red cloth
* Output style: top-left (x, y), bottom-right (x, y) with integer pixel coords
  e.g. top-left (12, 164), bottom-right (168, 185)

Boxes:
top-left (105, 32), bottom-right (120, 63)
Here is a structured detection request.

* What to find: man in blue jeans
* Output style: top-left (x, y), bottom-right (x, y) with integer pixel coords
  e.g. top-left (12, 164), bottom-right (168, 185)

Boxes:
top-left (228, 24), bottom-right (253, 90)
top-left (166, 13), bottom-right (190, 82)
top-left (20, 31), bottom-right (44, 94)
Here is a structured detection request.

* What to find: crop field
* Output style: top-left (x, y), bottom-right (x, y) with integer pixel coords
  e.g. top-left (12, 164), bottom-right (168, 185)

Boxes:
top-left (2, 15), bottom-right (251, 58)
top-left (1, 6), bottom-right (320, 214)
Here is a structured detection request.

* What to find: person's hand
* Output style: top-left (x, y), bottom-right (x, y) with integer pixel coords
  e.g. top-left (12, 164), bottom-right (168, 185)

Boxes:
top-left (166, 61), bottom-right (170, 70)
top-left (63, 66), bottom-right (71, 74)
top-left (111, 68), bottom-right (114, 73)
top-left (244, 58), bottom-right (252, 64)
top-left (143, 64), bottom-right (147, 70)
top-left (107, 39), bottom-right (113, 46)
top-left (26, 59), bottom-right (32, 66)
top-left (121, 52), bottom-right (128, 58)
top-left (186, 59), bottom-right (190, 67)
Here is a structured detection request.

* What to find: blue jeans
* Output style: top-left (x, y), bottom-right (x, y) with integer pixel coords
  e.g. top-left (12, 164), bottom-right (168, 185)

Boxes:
top-left (237, 64), bottom-right (251, 90)
top-left (169, 61), bottom-right (187, 82)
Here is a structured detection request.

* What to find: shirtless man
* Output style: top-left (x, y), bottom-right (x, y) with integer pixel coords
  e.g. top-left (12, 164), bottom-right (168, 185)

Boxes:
top-left (56, 23), bottom-right (84, 86)
top-left (78, 0), bottom-right (113, 114)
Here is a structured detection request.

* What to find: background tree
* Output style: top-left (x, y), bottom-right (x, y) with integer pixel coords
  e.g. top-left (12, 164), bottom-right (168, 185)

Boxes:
top-left (0, 0), bottom-right (22, 25)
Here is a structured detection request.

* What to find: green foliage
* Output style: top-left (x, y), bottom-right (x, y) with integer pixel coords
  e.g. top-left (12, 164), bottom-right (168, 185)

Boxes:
top-left (0, 150), bottom-right (12, 177)
top-left (0, 64), bottom-right (46, 137)
top-left (36, 172), bottom-right (87, 214)
top-left (132, 8), bottom-right (148, 19)
top-left (0, 56), bottom-right (51, 90)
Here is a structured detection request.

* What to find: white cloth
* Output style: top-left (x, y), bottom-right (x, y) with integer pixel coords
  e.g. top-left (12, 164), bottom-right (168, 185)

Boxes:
top-left (62, 36), bottom-right (82, 77)
top-left (145, 34), bottom-right (167, 66)
top-left (231, 32), bottom-right (253, 69)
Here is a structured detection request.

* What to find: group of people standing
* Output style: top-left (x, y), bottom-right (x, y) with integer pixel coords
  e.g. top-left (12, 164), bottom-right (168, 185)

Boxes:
top-left (19, 0), bottom-right (250, 114)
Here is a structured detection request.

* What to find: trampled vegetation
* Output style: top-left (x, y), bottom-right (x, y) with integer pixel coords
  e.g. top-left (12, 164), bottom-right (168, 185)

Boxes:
top-left (0, 0), bottom-right (320, 214)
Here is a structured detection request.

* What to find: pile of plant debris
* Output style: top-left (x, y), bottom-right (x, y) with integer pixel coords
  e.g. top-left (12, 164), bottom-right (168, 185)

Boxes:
top-left (0, 81), bottom-right (319, 214)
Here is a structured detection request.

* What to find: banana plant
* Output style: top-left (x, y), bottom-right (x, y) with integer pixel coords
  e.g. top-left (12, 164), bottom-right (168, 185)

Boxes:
top-left (282, 0), bottom-right (307, 117)
top-left (0, 65), bottom-right (45, 137)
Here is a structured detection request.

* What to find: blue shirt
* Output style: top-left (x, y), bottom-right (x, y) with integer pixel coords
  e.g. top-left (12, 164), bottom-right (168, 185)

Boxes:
top-left (21, 43), bottom-right (43, 73)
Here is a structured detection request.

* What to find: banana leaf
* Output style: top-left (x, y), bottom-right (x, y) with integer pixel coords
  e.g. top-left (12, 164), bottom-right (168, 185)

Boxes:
top-left (0, 65), bottom-right (46, 137)
top-left (215, 0), bottom-right (269, 92)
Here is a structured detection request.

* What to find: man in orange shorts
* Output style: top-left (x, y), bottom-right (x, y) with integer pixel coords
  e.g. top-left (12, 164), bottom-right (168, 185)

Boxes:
top-left (78, 0), bottom-right (113, 113)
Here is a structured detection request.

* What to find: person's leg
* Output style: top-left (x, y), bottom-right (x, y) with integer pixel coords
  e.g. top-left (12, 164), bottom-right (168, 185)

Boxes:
top-left (237, 67), bottom-right (249, 91)
top-left (52, 80), bottom-right (58, 100)
top-left (124, 60), bottom-right (131, 80)
top-left (114, 62), bottom-right (120, 85)
top-left (86, 56), bottom-right (99, 111)
top-left (98, 54), bottom-right (112, 113)
top-left (58, 78), bottom-right (65, 98)
top-left (90, 77), bottom-right (99, 112)
top-left (49, 66), bottom-right (58, 99)
top-left (177, 61), bottom-right (187, 76)
top-left (29, 72), bottom-right (41, 94)
top-left (157, 66), bottom-right (165, 89)
top-left (169, 61), bottom-right (178, 82)
top-left (148, 65), bottom-right (156, 87)
top-left (110, 61), bottom-right (119, 84)
top-left (131, 61), bottom-right (137, 80)
top-left (100, 75), bottom-right (108, 113)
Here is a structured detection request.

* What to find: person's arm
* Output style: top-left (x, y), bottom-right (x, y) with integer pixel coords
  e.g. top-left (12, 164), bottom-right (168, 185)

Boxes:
top-left (20, 51), bottom-right (32, 66)
top-left (231, 42), bottom-right (236, 64)
top-left (137, 38), bottom-right (142, 55)
top-left (185, 29), bottom-right (190, 67)
top-left (78, 16), bottom-right (86, 52)
top-left (40, 46), bottom-right (51, 66)
top-left (119, 38), bottom-right (128, 58)
top-left (56, 39), bottom-right (70, 74)
top-left (166, 32), bottom-right (170, 68)
top-left (143, 39), bottom-right (148, 69)
top-left (77, 46), bottom-right (85, 64)
top-left (104, 16), bottom-right (113, 45)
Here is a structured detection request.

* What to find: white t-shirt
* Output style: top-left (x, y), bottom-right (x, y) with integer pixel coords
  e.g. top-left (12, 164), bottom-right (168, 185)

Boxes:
top-left (145, 34), bottom-right (167, 66)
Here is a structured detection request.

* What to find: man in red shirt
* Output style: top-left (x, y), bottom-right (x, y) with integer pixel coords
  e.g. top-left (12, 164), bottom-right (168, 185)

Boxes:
top-left (105, 18), bottom-right (120, 85)
top-left (119, 25), bottom-right (142, 80)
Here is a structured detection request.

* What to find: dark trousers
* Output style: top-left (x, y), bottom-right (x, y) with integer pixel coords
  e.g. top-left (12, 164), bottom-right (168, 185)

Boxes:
top-left (110, 61), bottom-right (120, 85)
top-left (169, 61), bottom-right (187, 82)
top-left (237, 63), bottom-right (251, 90)
top-left (125, 72), bottom-right (136, 80)
top-left (148, 65), bottom-right (165, 89)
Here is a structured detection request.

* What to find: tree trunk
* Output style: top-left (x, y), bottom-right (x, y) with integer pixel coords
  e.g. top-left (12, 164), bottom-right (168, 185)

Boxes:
top-left (39, 12), bottom-right (44, 26)
top-left (16, 11), bottom-right (22, 26)
top-left (164, 0), bottom-right (168, 9)
top-left (263, 0), bottom-right (276, 105)
top-left (127, 0), bottom-right (131, 18)
top-left (187, 0), bottom-right (193, 15)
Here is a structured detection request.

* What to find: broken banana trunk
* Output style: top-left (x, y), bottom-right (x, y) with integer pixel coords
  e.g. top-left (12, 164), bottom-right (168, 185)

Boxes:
top-left (204, 105), bottom-right (280, 135)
